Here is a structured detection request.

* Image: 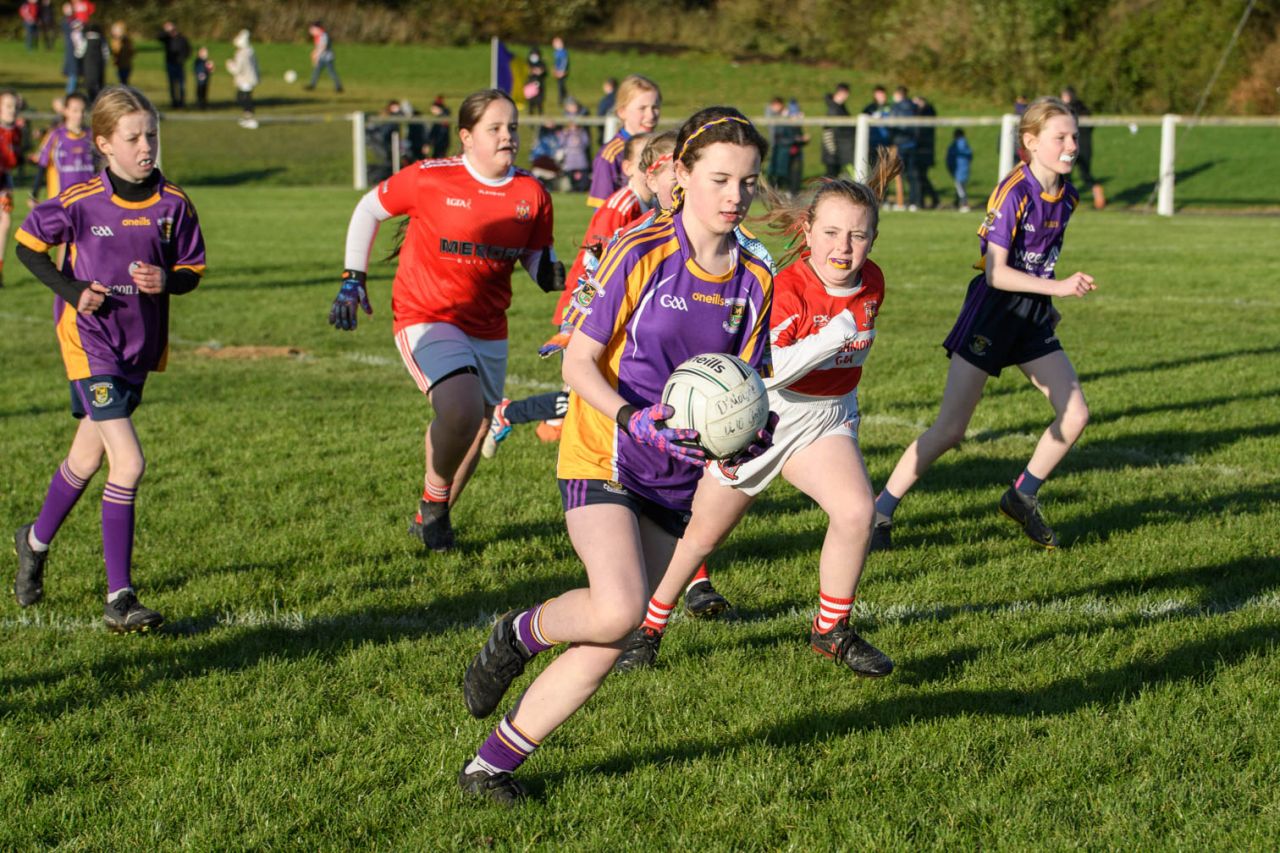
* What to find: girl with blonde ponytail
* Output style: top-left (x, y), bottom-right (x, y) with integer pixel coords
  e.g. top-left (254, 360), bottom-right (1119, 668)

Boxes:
top-left (614, 152), bottom-right (904, 676)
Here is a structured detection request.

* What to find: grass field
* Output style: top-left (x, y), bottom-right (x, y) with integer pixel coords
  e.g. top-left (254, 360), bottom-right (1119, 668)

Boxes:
top-left (4, 39), bottom-right (1280, 209)
top-left (2, 174), bottom-right (1278, 847)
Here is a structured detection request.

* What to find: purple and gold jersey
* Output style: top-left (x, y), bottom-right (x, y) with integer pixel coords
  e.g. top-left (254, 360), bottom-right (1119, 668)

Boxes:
top-left (36, 126), bottom-right (96, 196)
top-left (976, 163), bottom-right (1078, 279)
top-left (16, 169), bottom-right (206, 382)
top-left (558, 209), bottom-right (773, 511)
top-left (586, 130), bottom-right (630, 208)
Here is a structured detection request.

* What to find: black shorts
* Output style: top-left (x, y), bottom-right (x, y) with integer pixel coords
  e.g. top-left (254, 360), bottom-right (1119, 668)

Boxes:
top-left (70, 375), bottom-right (145, 421)
top-left (558, 478), bottom-right (691, 539)
top-left (942, 274), bottom-right (1063, 377)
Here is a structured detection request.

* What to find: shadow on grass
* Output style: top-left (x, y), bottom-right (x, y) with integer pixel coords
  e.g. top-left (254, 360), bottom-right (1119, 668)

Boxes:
top-left (0, 565), bottom-right (580, 719)
top-left (182, 167), bottom-right (286, 186)
top-left (1109, 160), bottom-right (1219, 207)
top-left (537, 619), bottom-right (1277, 789)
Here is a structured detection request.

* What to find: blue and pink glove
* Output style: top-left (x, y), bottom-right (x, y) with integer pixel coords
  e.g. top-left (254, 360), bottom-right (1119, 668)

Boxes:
top-left (328, 269), bottom-right (372, 331)
top-left (618, 403), bottom-right (706, 466)
top-left (720, 411), bottom-right (780, 467)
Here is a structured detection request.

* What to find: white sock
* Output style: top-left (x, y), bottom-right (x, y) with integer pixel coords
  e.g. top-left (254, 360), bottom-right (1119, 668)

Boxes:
top-left (27, 528), bottom-right (49, 553)
top-left (107, 586), bottom-right (133, 604)
top-left (465, 755), bottom-right (503, 776)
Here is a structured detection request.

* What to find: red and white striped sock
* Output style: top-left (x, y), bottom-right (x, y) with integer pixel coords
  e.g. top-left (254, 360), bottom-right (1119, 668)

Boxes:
top-left (641, 596), bottom-right (675, 633)
top-left (814, 591), bottom-right (855, 633)
top-left (685, 562), bottom-right (710, 592)
top-left (415, 481), bottom-right (451, 523)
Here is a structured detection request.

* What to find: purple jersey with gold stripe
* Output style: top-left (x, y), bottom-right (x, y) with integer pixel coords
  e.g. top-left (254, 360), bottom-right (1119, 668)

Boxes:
top-left (36, 126), bottom-right (96, 196)
top-left (976, 163), bottom-right (1078, 279)
top-left (16, 169), bottom-right (206, 382)
top-left (586, 130), bottom-right (630, 208)
top-left (558, 209), bottom-right (773, 511)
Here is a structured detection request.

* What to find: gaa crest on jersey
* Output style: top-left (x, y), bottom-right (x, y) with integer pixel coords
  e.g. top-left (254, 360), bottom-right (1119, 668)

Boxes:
top-left (969, 334), bottom-right (992, 356)
top-left (515, 200), bottom-right (532, 222)
top-left (90, 382), bottom-right (113, 407)
top-left (864, 300), bottom-right (878, 327)
top-left (157, 215), bottom-right (175, 244)
top-left (723, 298), bottom-right (747, 334)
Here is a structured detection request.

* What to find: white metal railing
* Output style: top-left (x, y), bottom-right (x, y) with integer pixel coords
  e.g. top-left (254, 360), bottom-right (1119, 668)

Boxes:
top-left (23, 109), bottom-right (1276, 215)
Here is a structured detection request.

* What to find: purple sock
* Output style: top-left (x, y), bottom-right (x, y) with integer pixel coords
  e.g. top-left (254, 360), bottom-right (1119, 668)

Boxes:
top-left (102, 482), bottom-right (137, 594)
top-left (473, 713), bottom-right (540, 773)
top-left (514, 602), bottom-right (556, 655)
top-left (1015, 469), bottom-right (1044, 497)
top-left (32, 461), bottom-right (91, 545)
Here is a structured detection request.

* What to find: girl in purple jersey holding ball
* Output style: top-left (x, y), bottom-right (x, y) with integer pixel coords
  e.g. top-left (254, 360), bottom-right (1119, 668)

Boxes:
top-left (872, 97), bottom-right (1095, 551)
top-left (456, 106), bottom-right (776, 805)
top-left (12, 85), bottom-right (206, 633)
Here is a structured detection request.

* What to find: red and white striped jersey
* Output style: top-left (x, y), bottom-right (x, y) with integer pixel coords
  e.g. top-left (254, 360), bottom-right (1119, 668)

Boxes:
top-left (769, 254), bottom-right (884, 397)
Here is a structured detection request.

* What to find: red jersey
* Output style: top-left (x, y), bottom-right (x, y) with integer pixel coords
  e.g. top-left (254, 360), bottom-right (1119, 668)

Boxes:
top-left (0, 123), bottom-right (23, 175)
top-left (552, 185), bottom-right (646, 324)
top-left (770, 255), bottom-right (884, 397)
top-left (376, 157), bottom-right (554, 339)
top-left (71, 0), bottom-right (95, 23)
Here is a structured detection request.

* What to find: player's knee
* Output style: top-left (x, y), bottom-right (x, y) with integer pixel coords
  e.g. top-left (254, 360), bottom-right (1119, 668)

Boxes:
top-left (594, 596), bottom-right (646, 642)
top-left (108, 453), bottom-right (146, 486)
top-left (66, 450), bottom-right (102, 480)
top-left (931, 419), bottom-right (967, 450)
top-left (1062, 400), bottom-right (1090, 441)
top-left (829, 497), bottom-right (874, 535)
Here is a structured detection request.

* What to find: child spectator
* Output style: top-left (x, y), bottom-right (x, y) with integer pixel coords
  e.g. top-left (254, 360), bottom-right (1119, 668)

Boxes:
top-left (109, 20), bottom-right (133, 85)
top-left (226, 29), bottom-right (259, 129)
top-left (193, 46), bottom-right (213, 109)
top-left (946, 128), bottom-right (973, 212)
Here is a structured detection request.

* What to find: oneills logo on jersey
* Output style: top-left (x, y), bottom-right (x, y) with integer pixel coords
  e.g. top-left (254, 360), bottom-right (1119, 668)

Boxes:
top-left (156, 215), bottom-right (175, 244)
top-left (692, 292), bottom-right (726, 306)
top-left (969, 334), bottom-right (992, 356)
top-left (515, 200), bottom-right (532, 222)
top-left (90, 382), bottom-right (112, 407)
top-left (723, 298), bottom-right (747, 334)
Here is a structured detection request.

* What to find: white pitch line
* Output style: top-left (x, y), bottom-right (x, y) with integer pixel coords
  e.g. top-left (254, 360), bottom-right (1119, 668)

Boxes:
top-left (4, 594), bottom-right (1276, 634)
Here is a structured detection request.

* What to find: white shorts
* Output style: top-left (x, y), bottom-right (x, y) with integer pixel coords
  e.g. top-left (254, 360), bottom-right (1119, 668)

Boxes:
top-left (710, 388), bottom-right (859, 497)
top-left (394, 322), bottom-right (508, 406)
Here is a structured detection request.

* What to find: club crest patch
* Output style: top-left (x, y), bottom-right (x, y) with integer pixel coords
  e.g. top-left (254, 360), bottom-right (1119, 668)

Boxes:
top-left (723, 298), bottom-right (747, 334)
top-left (515, 200), bottom-right (532, 222)
top-left (157, 215), bottom-right (175, 244)
top-left (573, 277), bottom-right (601, 312)
top-left (863, 300), bottom-right (878, 326)
top-left (969, 334), bottom-right (992, 356)
top-left (90, 382), bottom-right (113, 407)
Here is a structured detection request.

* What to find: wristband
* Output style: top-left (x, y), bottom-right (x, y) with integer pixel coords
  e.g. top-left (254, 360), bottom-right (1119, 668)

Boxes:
top-left (342, 269), bottom-right (367, 284)
top-left (615, 404), bottom-right (639, 428)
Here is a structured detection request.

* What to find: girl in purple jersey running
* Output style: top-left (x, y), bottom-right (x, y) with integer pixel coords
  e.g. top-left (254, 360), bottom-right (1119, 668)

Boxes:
top-left (456, 106), bottom-right (777, 805)
top-left (872, 97), bottom-right (1096, 551)
top-left (12, 86), bottom-right (206, 633)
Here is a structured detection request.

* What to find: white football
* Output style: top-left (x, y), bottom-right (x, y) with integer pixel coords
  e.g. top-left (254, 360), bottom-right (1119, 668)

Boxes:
top-left (284, 69), bottom-right (298, 84)
top-left (662, 353), bottom-right (769, 460)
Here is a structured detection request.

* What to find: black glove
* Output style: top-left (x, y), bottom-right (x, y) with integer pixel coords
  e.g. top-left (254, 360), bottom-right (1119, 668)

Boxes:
top-left (536, 258), bottom-right (566, 293)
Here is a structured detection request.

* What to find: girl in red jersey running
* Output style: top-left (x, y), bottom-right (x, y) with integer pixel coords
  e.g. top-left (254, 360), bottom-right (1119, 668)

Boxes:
top-left (614, 158), bottom-right (903, 676)
top-left (330, 89), bottom-right (563, 553)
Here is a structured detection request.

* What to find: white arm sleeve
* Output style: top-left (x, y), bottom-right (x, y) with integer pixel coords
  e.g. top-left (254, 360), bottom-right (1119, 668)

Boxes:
top-left (343, 189), bottom-right (393, 273)
top-left (764, 309), bottom-right (857, 390)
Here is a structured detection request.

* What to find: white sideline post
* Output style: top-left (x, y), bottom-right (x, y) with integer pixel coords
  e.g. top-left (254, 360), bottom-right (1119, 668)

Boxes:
top-left (604, 115), bottom-right (620, 143)
top-left (391, 129), bottom-right (401, 174)
top-left (1158, 114), bottom-right (1178, 217)
top-left (352, 111), bottom-right (367, 190)
top-left (854, 113), bottom-right (870, 183)
top-left (998, 113), bottom-right (1017, 181)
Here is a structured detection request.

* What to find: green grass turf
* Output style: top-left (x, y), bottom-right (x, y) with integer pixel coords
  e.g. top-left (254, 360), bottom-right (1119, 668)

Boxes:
top-left (4, 38), bottom-right (1279, 209)
top-left (1, 183), bottom-right (1278, 846)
